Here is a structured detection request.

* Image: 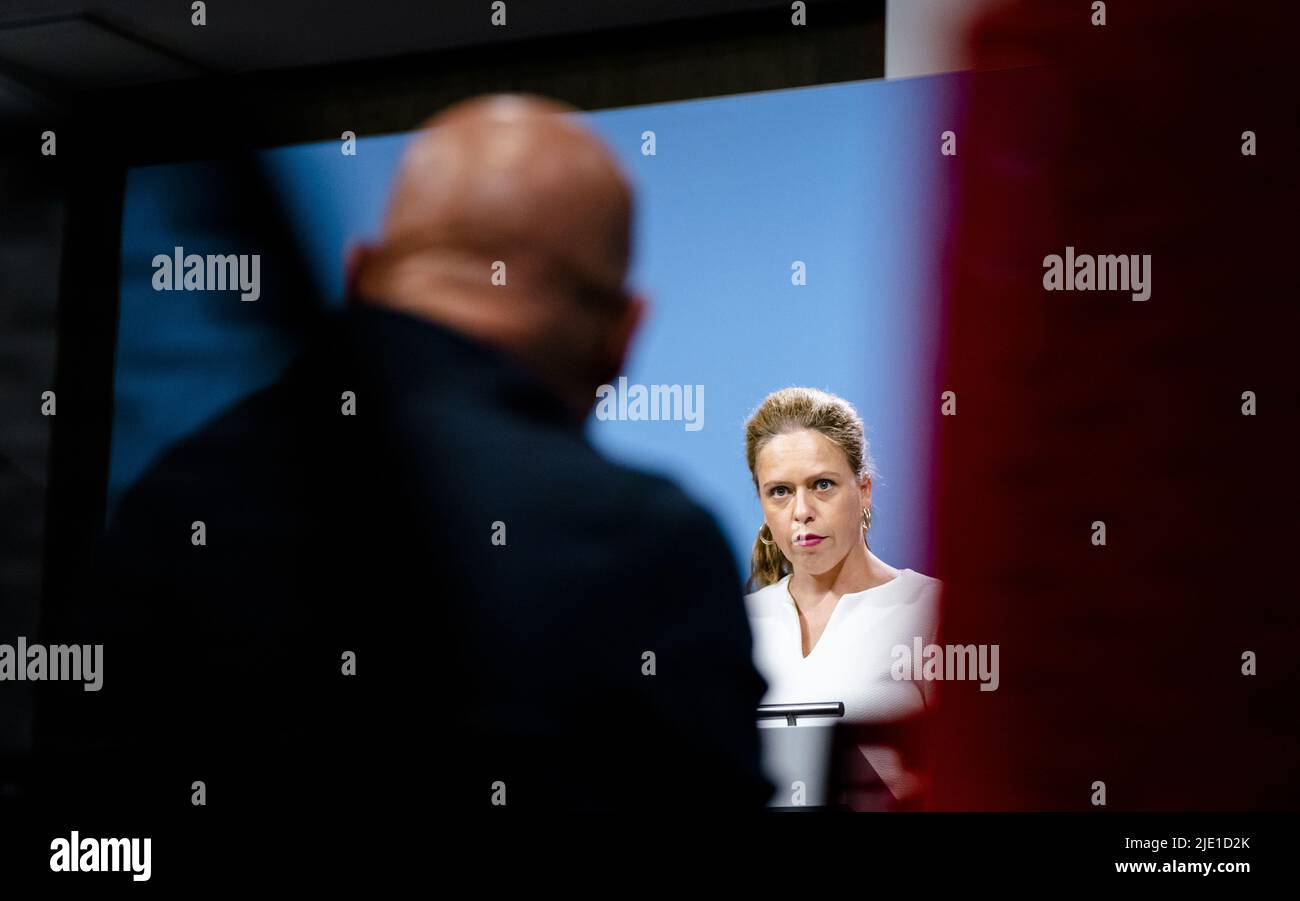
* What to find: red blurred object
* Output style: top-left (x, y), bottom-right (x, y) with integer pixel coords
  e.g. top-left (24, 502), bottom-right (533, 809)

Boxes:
top-left (927, 0), bottom-right (1300, 810)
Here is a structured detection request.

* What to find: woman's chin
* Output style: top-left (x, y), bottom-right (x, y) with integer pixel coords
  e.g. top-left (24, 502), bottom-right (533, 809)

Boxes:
top-left (790, 549), bottom-right (841, 576)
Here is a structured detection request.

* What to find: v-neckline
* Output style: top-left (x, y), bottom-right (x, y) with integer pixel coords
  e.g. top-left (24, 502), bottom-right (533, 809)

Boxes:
top-left (785, 570), bottom-right (906, 660)
top-left (787, 580), bottom-right (847, 661)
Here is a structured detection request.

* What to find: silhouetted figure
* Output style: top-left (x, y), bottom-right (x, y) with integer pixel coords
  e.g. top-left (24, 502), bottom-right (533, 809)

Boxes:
top-left (35, 95), bottom-right (770, 821)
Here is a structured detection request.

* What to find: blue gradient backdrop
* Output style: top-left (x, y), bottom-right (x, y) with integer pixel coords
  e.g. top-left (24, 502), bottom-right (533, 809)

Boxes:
top-left (112, 75), bottom-right (956, 575)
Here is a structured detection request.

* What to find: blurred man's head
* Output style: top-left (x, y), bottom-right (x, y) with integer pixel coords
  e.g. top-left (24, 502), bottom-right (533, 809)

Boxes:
top-left (348, 93), bottom-right (644, 416)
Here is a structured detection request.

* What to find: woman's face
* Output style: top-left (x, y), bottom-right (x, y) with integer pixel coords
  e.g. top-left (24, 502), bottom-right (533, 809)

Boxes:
top-left (755, 428), bottom-right (870, 576)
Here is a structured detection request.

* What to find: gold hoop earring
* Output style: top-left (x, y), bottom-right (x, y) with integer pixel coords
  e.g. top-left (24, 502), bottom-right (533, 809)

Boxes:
top-left (861, 507), bottom-right (873, 533)
top-left (758, 523), bottom-right (775, 546)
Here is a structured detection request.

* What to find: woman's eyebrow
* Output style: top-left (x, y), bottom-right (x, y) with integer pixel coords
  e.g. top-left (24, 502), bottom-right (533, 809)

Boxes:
top-left (760, 471), bottom-right (838, 490)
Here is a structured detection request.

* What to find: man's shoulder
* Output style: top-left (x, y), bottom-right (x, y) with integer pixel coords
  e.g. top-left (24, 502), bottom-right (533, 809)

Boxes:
top-left (510, 420), bottom-right (723, 543)
top-left (108, 366), bottom-right (318, 524)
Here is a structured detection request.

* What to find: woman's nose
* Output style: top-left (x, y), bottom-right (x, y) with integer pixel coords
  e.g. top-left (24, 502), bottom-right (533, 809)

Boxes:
top-left (792, 489), bottom-right (815, 522)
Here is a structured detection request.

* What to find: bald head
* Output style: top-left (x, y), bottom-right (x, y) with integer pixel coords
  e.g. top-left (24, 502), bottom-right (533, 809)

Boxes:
top-left (351, 94), bottom-right (642, 416)
top-left (384, 95), bottom-right (632, 292)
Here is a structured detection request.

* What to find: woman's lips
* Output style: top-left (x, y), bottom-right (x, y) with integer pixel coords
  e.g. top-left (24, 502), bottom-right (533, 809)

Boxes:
top-left (793, 534), bottom-right (825, 547)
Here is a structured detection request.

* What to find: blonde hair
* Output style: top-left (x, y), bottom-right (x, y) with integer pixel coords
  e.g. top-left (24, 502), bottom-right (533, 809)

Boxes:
top-left (744, 387), bottom-right (876, 591)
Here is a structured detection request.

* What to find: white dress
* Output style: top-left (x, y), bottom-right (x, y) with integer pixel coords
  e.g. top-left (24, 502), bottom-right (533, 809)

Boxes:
top-left (745, 568), bottom-right (942, 803)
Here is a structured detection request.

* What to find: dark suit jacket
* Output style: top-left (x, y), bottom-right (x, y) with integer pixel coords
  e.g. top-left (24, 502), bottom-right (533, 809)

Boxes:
top-left (38, 304), bottom-right (771, 816)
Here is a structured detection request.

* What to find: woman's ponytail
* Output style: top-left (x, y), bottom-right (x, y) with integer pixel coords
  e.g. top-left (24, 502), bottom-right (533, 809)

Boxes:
top-left (748, 524), bottom-right (792, 591)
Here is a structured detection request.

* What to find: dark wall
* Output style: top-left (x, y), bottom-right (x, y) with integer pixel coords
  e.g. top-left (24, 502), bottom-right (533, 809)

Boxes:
top-left (0, 155), bottom-right (64, 756)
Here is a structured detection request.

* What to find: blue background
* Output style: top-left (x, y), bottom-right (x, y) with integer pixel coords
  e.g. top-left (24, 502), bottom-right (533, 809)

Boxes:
top-left (111, 75), bottom-right (956, 576)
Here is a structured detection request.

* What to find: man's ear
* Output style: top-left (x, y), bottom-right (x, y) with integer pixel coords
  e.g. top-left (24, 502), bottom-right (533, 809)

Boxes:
top-left (596, 290), bottom-right (646, 382)
top-left (611, 290), bottom-right (647, 369)
top-left (343, 241), bottom-right (376, 305)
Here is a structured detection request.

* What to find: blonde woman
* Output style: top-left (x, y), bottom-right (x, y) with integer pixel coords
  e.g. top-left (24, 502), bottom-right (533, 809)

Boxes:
top-left (744, 387), bottom-right (941, 805)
